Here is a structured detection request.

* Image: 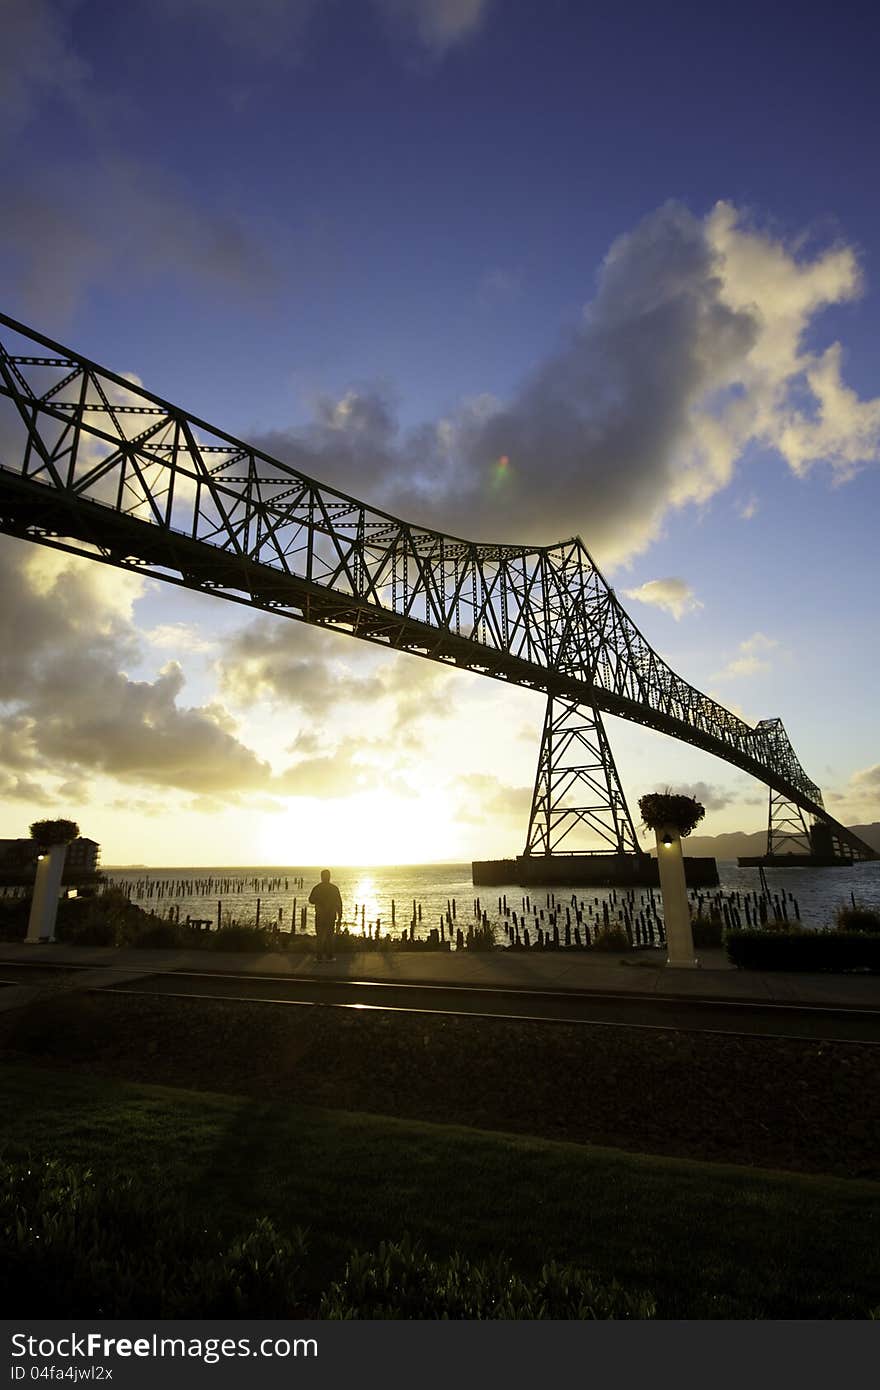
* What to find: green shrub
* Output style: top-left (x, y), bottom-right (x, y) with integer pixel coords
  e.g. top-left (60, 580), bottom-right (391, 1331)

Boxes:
top-left (54, 889), bottom-right (166, 948)
top-left (57, 912), bottom-right (121, 947)
top-left (690, 914), bottom-right (723, 948)
top-left (0, 898), bottom-right (30, 941)
top-left (834, 904), bottom-right (880, 934)
top-left (591, 925), bottom-right (631, 952)
top-left (131, 922), bottom-right (184, 948)
top-left (320, 1236), bottom-right (654, 1319)
top-left (726, 929), bottom-right (880, 972)
top-left (0, 1157), bottom-right (305, 1317)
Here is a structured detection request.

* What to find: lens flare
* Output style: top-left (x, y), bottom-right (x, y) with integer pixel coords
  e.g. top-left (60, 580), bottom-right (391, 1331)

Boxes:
top-left (491, 454), bottom-right (511, 488)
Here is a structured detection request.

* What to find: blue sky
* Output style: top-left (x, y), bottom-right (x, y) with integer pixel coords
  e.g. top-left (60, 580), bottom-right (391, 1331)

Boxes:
top-left (0, 0), bottom-right (878, 864)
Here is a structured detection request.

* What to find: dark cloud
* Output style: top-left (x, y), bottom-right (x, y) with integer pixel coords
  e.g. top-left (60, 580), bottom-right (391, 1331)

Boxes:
top-left (2, 159), bottom-right (275, 322)
top-left (0, 0), bottom-right (86, 133)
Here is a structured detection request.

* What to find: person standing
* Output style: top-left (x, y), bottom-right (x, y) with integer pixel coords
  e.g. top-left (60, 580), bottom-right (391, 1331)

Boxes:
top-left (308, 869), bottom-right (343, 962)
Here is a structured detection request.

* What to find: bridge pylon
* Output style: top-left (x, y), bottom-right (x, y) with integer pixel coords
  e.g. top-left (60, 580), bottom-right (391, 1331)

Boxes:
top-left (524, 695), bottom-right (643, 858)
top-left (737, 788), bottom-right (862, 867)
top-left (767, 790), bottom-right (812, 857)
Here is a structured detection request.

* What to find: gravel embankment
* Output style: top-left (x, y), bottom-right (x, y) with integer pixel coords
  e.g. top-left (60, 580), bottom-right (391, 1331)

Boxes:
top-left (1, 991), bottom-right (878, 1179)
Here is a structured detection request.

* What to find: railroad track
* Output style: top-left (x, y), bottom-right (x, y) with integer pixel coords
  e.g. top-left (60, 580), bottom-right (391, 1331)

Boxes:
top-left (1, 959), bottom-right (879, 1044)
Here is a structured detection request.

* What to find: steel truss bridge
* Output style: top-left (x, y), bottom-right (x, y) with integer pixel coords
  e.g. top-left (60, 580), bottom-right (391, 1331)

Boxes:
top-left (0, 312), bottom-right (875, 865)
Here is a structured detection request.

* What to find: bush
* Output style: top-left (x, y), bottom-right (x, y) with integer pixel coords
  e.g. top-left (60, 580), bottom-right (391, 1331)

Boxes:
top-left (319, 1236), bottom-right (655, 1319)
top-left (0, 898), bottom-right (30, 942)
top-left (0, 1157), bottom-right (306, 1317)
top-left (690, 914), bottom-right (723, 948)
top-left (726, 929), bottom-right (880, 973)
top-left (591, 925), bottom-right (631, 952)
top-left (53, 889), bottom-right (170, 948)
top-left (210, 924), bottom-right (275, 952)
top-left (834, 904), bottom-right (880, 934)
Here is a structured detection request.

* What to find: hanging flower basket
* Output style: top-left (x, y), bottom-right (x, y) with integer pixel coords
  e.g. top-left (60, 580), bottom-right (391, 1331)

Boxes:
top-left (29, 818), bottom-right (80, 848)
top-left (638, 793), bottom-right (705, 838)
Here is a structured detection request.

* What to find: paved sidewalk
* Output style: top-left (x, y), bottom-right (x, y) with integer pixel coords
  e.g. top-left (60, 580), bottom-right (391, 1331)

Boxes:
top-left (1, 941), bottom-right (879, 1010)
top-left (0, 957), bottom-right (179, 1015)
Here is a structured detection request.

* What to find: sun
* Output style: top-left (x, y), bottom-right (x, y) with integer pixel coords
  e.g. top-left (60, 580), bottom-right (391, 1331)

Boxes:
top-left (259, 788), bottom-right (456, 866)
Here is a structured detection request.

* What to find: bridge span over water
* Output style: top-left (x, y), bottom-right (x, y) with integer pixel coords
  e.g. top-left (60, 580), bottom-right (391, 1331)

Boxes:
top-left (0, 311), bottom-right (875, 871)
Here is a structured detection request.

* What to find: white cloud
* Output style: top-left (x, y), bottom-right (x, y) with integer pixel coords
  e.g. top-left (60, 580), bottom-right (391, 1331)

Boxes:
top-left (737, 495), bottom-right (759, 520)
top-left (666, 781), bottom-right (735, 813)
top-left (852, 764), bottom-right (880, 794)
top-left (156, 0), bottom-right (490, 61)
top-left (622, 577), bottom-right (703, 621)
top-left (479, 266), bottom-right (523, 305)
top-left (254, 201), bottom-right (880, 567)
top-left (0, 538), bottom-right (272, 799)
top-left (155, 0), bottom-right (318, 60)
top-left (453, 772), bottom-right (533, 825)
top-left (712, 632), bottom-right (779, 682)
top-left (146, 624), bottom-right (216, 654)
top-left (373, 0), bottom-right (492, 54)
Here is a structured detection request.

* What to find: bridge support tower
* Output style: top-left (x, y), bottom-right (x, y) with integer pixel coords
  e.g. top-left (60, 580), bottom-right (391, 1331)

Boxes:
top-left (738, 789), bottom-right (858, 867)
top-left (523, 694), bottom-right (642, 859)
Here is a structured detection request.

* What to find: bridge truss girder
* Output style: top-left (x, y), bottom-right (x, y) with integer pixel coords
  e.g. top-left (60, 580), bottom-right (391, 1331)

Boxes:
top-left (0, 311), bottom-right (876, 864)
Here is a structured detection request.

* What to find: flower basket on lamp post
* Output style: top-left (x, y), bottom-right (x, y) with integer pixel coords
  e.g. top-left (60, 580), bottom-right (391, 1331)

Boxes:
top-left (639, 793), bottom-right (705, 968)
top-left (25, 819), bottom-right (80, 944)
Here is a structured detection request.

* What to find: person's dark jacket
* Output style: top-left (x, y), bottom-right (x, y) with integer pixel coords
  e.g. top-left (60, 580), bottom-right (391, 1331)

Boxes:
top-left (309, 881), bottom-right (342, 925)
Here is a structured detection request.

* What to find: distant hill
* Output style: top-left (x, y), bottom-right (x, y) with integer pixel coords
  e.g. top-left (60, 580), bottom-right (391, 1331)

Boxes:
top-left (672, 823), bottom-right (880, 859)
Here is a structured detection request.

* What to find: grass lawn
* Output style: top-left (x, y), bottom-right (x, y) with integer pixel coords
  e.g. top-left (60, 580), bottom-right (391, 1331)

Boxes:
top-left (1, 1061), bottom-right (878, 1318)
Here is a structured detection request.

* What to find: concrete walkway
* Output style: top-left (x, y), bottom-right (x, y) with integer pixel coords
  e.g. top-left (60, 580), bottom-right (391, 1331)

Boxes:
top-left (1, 941), bottom-right (879, 1011)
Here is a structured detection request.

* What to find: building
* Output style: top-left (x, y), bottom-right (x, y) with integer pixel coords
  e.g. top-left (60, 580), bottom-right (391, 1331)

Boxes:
top-left (0, 837), bottom-right (101, 884)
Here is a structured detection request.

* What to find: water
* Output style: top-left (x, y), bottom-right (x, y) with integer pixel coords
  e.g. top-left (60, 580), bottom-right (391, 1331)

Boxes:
top-left (104, 859), bottom-right (880, 940)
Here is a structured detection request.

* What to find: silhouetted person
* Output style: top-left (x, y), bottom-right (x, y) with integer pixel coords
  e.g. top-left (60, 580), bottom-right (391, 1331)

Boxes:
top-left (309, 869), bottom-right (343, 962)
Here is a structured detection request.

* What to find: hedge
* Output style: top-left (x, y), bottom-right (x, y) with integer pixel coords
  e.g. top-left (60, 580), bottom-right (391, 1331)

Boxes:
top-left (726, 929), bottom-right (880, 972)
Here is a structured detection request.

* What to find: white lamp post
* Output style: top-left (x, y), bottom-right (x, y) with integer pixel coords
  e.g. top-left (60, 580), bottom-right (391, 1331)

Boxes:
top-left (655, 823), bottom-right (699, 968)
top-left (25, 843), bottom-right (68, 944)
top-left (24, 819), bottom-right (79, 945)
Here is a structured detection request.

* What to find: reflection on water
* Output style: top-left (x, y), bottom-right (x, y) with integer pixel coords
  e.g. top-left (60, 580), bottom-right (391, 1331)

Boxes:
top-left (106, 858), bottom-right (880, 941)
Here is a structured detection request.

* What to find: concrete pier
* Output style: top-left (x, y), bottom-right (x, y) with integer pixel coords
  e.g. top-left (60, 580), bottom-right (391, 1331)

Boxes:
top-left (472, 853), bottom-right (719, 888)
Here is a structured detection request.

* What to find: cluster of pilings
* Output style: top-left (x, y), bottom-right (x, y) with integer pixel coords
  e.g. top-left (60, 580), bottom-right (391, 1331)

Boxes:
top-left (111, 874), bottom-right (306, 900)
top-left (132, 880), bottom-right (803, 945)
top-left (693, 885), bottom-right (801, 928)
top-left (490, 890), bottom-right (665, 949)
